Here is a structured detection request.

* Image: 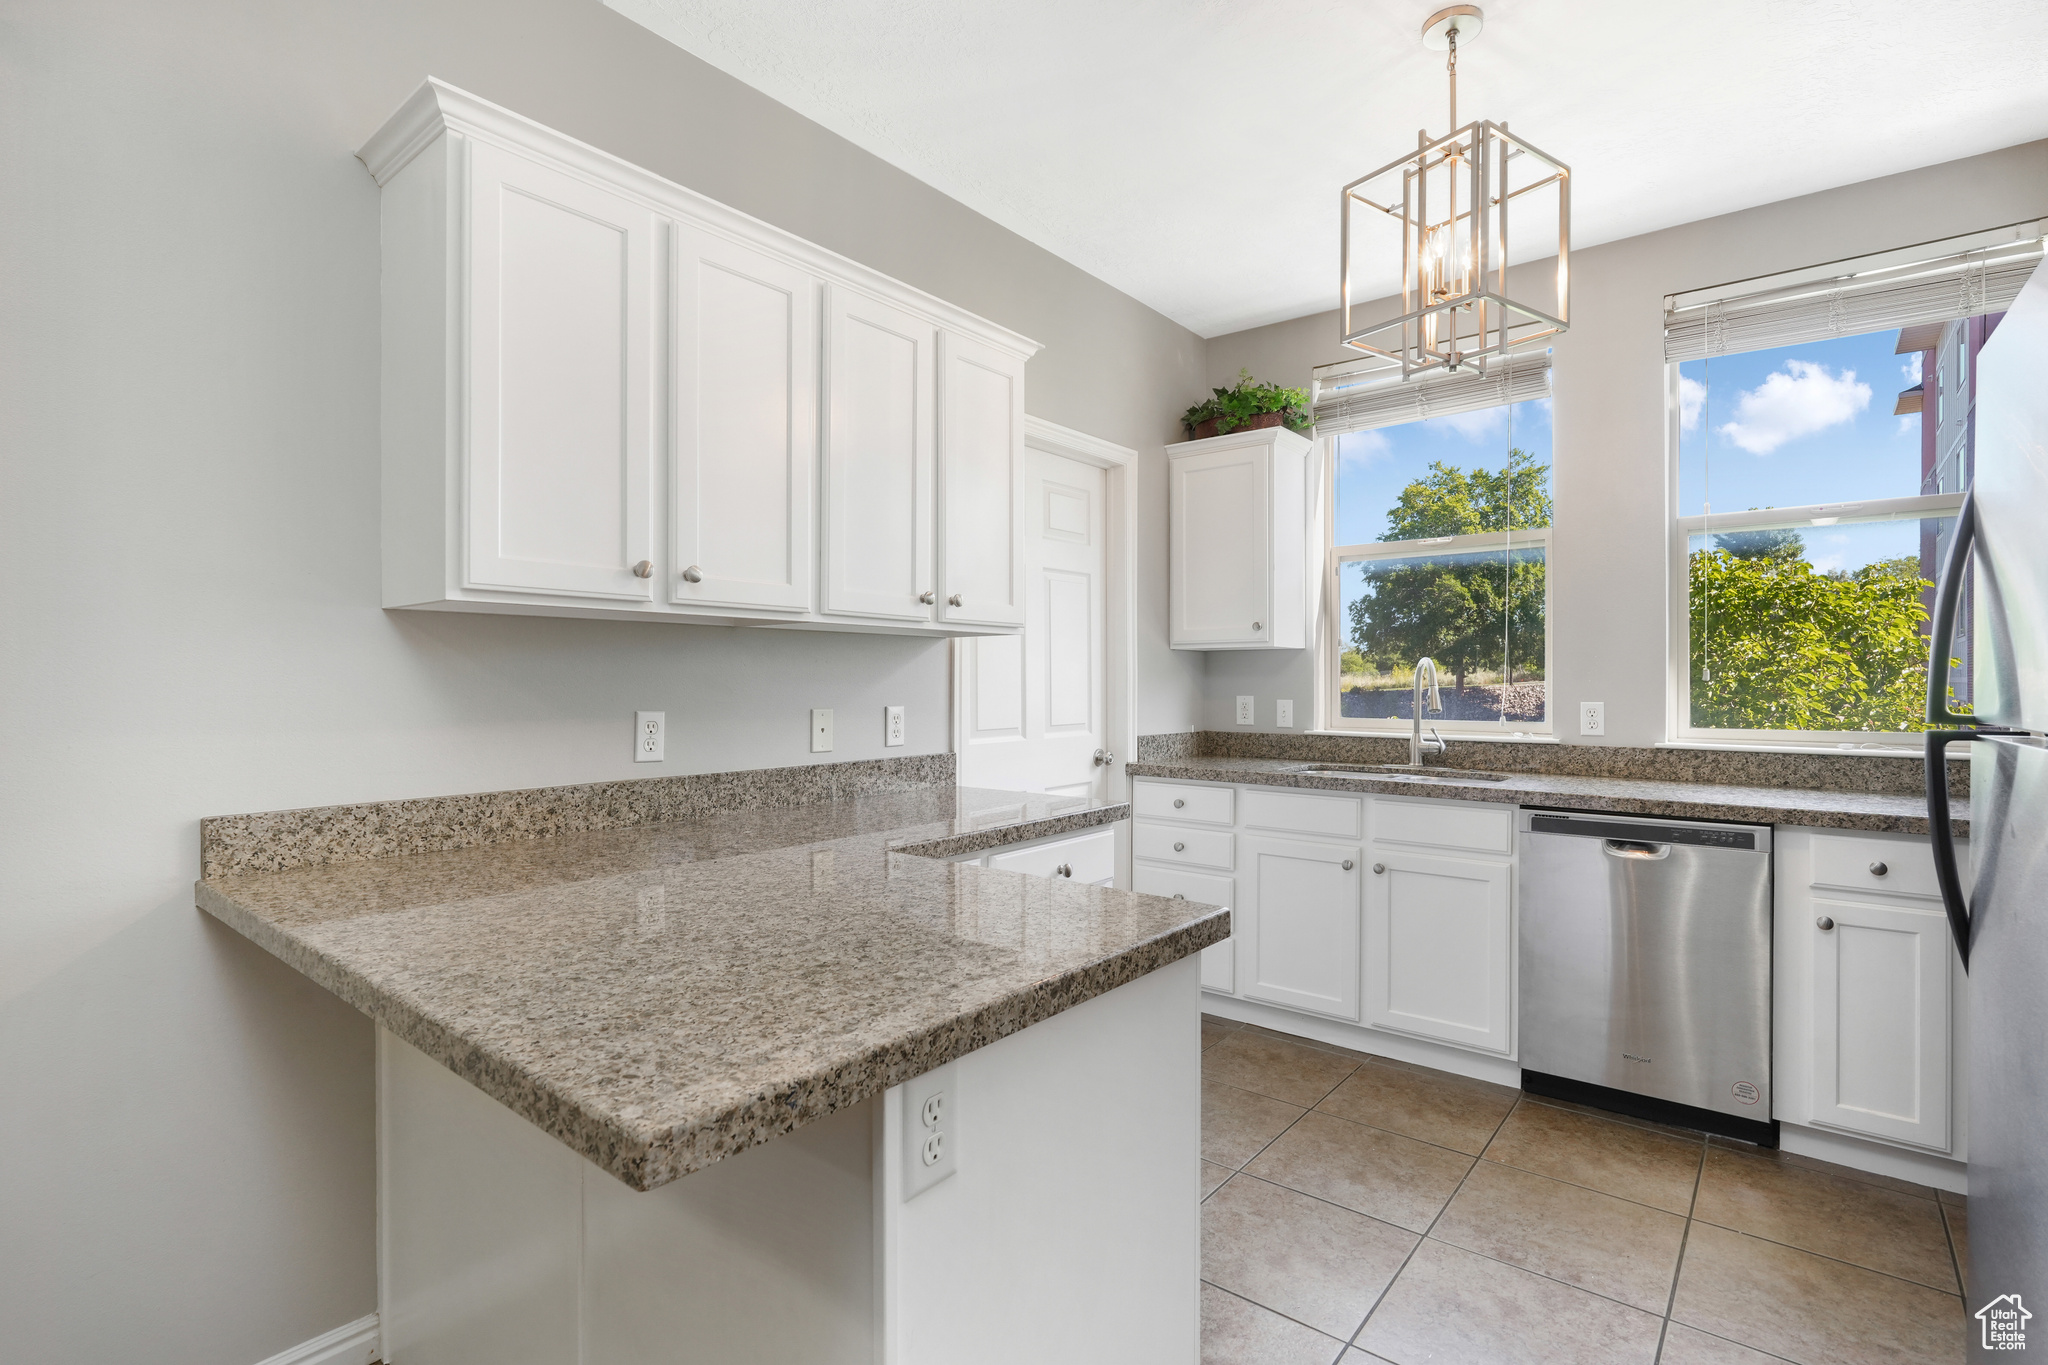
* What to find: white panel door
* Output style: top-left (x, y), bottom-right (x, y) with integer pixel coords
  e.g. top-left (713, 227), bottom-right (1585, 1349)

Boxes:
top-left (1240, 835), bottom-right (1363, 1021)
top-left (957, 449), bottom-right (1107, 798)
top-left (936, 333), bottom-right (1026, 628)
top-left (1810, 897), bottom-right (1952, 1150)
top-left (1364, 849), bottom-right (1512, 1054)
top-left (464, 141), bottom-right (657, 600)
top-left (821, 285), bottom-right (934, 622)
top-left (669, 223), bottom-right (816, 612)
top-left (1170, 443), bottom-right (1269, 646)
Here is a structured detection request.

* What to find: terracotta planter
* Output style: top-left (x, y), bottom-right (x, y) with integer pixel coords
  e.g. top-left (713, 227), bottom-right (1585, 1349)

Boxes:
top-left (1185, 410), bottom-right (1290, 443)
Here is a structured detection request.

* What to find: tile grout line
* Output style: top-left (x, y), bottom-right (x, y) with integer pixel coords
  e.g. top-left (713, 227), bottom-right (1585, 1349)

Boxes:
top-left (1199, 1281), bottom-right (1351, 1358)
top-left (1940, 1196), bottom-right (1967, 1301)
top-left (1651, 1133), bottom-right (1708, 1365)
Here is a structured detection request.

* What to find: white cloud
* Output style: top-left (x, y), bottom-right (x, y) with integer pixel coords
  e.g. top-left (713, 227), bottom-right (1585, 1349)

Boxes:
top-left (1898, 415), bottom-right (1918, 438)
top-left (1435, 405), bottom-right (1507, 441)
top-left (1339, 429), bottom-right (1391, 468)
top-left (1678, 375), bottom-right (1705, 431)
top-left (1901, 353), bottom-right (1923, 386)
top-left (1717, 360), bottom-right (1871, 455)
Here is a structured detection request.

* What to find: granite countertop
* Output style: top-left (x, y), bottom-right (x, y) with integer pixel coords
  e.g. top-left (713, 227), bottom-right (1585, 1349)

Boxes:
top-left (1124, 756), bottom-right (1959, 835)
top-left (197, 784), bottom-right (1221, 1192)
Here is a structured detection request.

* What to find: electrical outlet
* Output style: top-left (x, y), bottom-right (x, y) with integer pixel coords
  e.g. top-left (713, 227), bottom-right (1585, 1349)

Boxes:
top-left (1580, 701), bottom-right (1606, 736)
top-left (1276, 699), bottom-right (1295, 728)
top-left (885, 705), bottom-right (905, 747)
top-left (1235, 695), bottom-right (1255, 726)
top-left (811, 708), bottom-right (834, 753)
top-left (901, 1063), bottom-right (957, 1199)
top-left (634, 711), bottom-right (665, 762)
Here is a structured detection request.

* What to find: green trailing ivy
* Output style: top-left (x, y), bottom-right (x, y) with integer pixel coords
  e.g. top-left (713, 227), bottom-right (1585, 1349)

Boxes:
top-left (1182, 369), bottom-right (1312, 436)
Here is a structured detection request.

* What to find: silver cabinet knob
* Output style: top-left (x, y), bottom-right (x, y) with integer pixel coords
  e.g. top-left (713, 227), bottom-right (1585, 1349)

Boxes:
top-left (919, 591), bottom-right (935, 604)
top-left (1173, 842), bottom-right (1186, 853)
top-left (1173, 798), bottom-right (1186, 809)
top-left (1372, 862), bottom-right (1385, 874)
top-left (1252, 621), bottom-right (1263, 631)
top-left (1869, 861), bottom-right (1889, 877)
top-left (1056, 863), bottom-right (1073, 878)
top-left (632, 560), bottom-right (653, 578)
top-left (948, 593), bottom-right (963, 606)
top-left (1342, 859), bottom-right (1355, 871)
top-left (681, 565), bottom-right (703, 583)
top-left (1817, 916), bottom-right (1836, 931)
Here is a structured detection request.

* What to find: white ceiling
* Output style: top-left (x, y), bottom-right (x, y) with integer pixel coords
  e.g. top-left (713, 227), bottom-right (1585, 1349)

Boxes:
top-left (608, 0), bottom-right (2048, 338)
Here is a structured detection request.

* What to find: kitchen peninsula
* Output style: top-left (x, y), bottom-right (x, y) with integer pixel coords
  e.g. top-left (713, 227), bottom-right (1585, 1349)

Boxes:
top-left (196, 756), bottom-right (1222, 1365)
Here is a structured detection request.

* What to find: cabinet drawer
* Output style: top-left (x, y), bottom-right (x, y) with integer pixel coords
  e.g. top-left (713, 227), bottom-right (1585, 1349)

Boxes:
top-left (1134, 867), bottom-right (1238, 996)
top-left (1242, 787), bottom-right (1363, 840)
top-left (987, 827), bottom-right (1115, 885)
top-left (1132, 781), bottom-right (1234, 826)
top-left (1812, 834), bottom-right (1941, 900)
top-left (1371, 796), bottom-right (1514, 855)
top-left (1134, 823), bottom-right (1234, 870)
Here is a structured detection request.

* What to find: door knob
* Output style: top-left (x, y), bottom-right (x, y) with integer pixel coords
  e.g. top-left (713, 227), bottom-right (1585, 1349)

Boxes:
top-left (1173, 842), bottom-right (1185, 853)
top-left (1342, 860), bottom-right (1355, 871)
top-left (1173, 798), bottom-right (1186, 808)
top-left (949, 593), bottom-right (963, 606)
top-left (632, 560), bottom-right (653, 578)
top-left (1817, 916), bottom-right (1836, 931)
top-left (919, 591), bottom-right (935, 604)
top-left (681, 565), bottom-right (703, 583)
top-left (1056, 863), bottom-right (1073, 878)
top-left (1094, 749), bottom-right (1115, 766)
top-left (1868, 861), bottom-right (1889, 877)
top-left (1372, 863), bottom-right (1385, 874)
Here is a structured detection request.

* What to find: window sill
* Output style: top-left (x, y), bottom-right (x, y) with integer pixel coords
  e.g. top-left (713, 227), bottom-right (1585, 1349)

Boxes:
top-left (1310, 729), bottom-right (1559, 744)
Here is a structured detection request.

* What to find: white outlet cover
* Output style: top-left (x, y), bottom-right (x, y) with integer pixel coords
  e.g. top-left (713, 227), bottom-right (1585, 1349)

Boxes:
top-left (901, 1063), bottom-right (957, 1199)
top-left (1276, 699), bottom-right (1294, 728)
top-left (885, 704), bottom-right (905, 747)
top-left (811, 708), bottom-right (834, 753)
top-left (635, 711), bottom-right (665, 763)
top-left (1235, 695), bottom-right (1254, 725)
top-left (1580, 701), bottom-right (1606, 736)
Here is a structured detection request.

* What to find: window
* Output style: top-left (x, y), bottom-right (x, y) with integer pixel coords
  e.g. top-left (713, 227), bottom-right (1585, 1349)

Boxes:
top-left (1665, 227), bottom-right (2043, 741)
top-left (1317, 358), bottom-right (1553, 733)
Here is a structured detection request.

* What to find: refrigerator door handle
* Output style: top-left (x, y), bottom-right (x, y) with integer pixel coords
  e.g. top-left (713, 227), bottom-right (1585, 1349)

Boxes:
top-left (1924, 730), bottom-right (1978, 971)
top-left (1925, 487), bottom-right (1978, 726)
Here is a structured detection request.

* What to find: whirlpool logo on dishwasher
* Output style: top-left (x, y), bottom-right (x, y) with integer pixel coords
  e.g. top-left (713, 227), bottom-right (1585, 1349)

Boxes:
top-left (1622, 1053), bottom-right (1653, 1064)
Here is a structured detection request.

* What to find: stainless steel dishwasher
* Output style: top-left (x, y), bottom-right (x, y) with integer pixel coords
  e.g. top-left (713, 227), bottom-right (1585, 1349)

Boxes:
top-left (1517, 809), bottom-right (1776, 1144)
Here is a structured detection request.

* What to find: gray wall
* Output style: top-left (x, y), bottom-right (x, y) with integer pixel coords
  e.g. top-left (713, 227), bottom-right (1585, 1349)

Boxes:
top-left (1203, 140), bottom-right (2048, 747)
top-left (0, 2), bottom-right (1205, 1360)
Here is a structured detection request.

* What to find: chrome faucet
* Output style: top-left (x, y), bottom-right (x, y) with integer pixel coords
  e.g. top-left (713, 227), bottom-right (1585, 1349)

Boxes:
top-left (1411, 657), bottom-right (1447, 767)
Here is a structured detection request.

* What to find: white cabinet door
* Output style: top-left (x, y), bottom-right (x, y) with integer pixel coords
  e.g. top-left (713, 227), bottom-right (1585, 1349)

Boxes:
top-left (1169, 441), bottom-right (1270, 647)
top-left (821, 285), bottom-right (935, 623)
top-left (669, 223), bottom-right (816, 612)
top-left (936, 333), bottom-right (1026, 628)
top-left (1810, 896), bottom-right (1952, 1150)
top-left (1364, 849), bottom-right (1512, 1054)
top-left (464, 142), bottom-right (659, 600)
top-left (1133, 865), bottom-right (1236, 994)
top-left (1239, 835), bottom-right (1362, 1021)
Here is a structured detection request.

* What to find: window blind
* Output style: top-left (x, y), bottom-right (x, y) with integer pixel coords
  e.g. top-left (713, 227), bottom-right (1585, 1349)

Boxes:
top-left (1311, 351), bottom-right (1551, 437)
top-left (1663, 237), bottom-right (2044, 362)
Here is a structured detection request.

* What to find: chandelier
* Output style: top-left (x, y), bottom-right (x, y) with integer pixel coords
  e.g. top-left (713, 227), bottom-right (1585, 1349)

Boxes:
top-left (1339, 5), bottom-right (1570, 379)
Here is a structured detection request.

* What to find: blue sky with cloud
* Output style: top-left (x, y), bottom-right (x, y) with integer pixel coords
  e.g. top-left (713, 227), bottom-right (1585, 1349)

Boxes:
top-left (1335, 396), bottom-right (1554, 547)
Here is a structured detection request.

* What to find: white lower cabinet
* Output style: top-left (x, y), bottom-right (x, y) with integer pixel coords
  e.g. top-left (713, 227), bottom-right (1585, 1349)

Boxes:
top-left (1238, 835), bottom-right (1364, 1022)
top-left (1363, 848), bottom-right (1513, 1054)
top-left (1132, 865), bottom-right (1236, 993)
top-left (1808, 895), bottom-right (1952, 1150)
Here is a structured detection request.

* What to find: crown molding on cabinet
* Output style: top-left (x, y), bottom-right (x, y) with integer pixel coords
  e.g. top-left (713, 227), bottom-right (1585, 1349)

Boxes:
top-left (355, 78), bottom-right (1041, 361)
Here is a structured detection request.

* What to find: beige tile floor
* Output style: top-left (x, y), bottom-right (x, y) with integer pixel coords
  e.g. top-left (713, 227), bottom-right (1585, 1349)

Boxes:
top-left (1200, 1015), bottom-right (1969, 1365)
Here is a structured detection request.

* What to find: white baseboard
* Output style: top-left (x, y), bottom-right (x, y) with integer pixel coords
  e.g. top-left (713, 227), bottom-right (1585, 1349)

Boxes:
top-left (1201, 992), bottom-right (1522, 1088)
top-left (253, 1313), bottom-right (380, 1365)
top-left (1778, 1123), bottom-right (1969, 1195)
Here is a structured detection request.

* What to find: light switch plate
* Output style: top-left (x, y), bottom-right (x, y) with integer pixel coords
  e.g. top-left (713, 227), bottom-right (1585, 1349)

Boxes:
top-left (1580, 701), bottom-right (1606, 736)
top-left (811, 708), bottom-right (834, 753)
top-left (1235, 695), bottom-right (1255, 726)
top-left (635, 711), bottom-right (665, 762)
top-left (901, 1062), bottom-right (957, 1199)
top-left (1276, 699), bottom-right (1294, 728)
top-left (885, 705), bottom-right (905, 747)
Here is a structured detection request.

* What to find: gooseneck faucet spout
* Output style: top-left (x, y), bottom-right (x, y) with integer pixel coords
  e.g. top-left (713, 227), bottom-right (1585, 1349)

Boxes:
top-left (1412, 657), bottom-right (1447, 767)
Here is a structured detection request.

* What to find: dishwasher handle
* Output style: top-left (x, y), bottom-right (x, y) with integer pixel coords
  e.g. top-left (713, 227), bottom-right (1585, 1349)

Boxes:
top-left (1603, 839), bottom-right (1670, 860)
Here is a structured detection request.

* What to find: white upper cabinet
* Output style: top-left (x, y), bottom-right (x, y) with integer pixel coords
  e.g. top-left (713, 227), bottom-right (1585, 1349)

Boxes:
top-left (359, 79), bottom-right (1036, 635)
top-left (463, 141), bottom-right (660, 602)
top-left (937, 333), bottom-right (1027, 629)
top-left (669, 223), bottom-right (817, 613)
top-left (821, 287), bottom-right (935, 623)
top-left (1168, 428), bottom-right (1311, 650)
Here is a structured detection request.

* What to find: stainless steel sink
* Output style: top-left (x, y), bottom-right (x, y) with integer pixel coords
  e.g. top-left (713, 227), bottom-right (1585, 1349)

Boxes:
top-left (1293, 765), bottom-right (1514, 783)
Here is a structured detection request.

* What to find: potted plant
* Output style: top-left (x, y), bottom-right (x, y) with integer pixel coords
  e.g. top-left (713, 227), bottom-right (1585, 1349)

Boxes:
top-left (1180, 369), bottom-right (1312, 442)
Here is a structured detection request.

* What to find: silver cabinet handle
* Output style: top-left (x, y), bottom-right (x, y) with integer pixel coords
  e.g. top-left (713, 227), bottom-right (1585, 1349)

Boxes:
top-left (1173, 842), bottom-right (1185, 853)
top-left (632, 560), bottom-right (653, 578)
top-left (1171, 893), bottom-right (1186, 899)
top-left (1056, 863), bottom-right (1072, 878)
top-left (1252, 621), bottom-right (1263, 631)
top-left (1817, 916), bottom-right (1836, 931)
top-left (1372, 862), bottom-right (1385, 874)
top-left (1173, 798), bottom-right (1186, 809)
top-left (681, 565), bottom-right (703, 583)
top-left (1342, 859), bottom-right (1355, 871)
top-left (919, 591), bottom-right (934, 604)
top-left (1869, 861), bottom-right (1889, 877)
top-left (949, 593), bottom-right (963, 606)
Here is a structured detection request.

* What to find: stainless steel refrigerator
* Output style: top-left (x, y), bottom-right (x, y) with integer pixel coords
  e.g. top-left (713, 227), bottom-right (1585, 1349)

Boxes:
top-left (1926, 257), bottom-right (2048, 1358)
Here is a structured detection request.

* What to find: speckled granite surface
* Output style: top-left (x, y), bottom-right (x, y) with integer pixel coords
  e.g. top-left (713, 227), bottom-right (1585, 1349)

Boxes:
top-left (197, 781), bottom-right (1221, 1193)
top-left (1125, 754), bottom-right (1961, 835)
